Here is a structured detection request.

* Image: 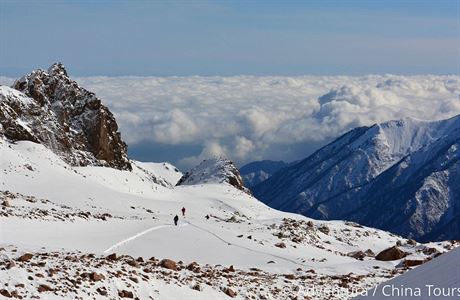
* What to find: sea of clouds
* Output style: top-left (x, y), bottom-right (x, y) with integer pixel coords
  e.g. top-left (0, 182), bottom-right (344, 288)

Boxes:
top-left (1, 75), bottom-right (459, 169)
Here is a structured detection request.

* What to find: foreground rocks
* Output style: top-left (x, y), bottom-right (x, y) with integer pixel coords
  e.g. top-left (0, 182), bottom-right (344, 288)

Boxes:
top-left (0, 245), bottom-right (409, 300)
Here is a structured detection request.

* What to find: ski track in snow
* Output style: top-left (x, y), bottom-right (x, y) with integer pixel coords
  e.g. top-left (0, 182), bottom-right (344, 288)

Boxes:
top-left (186, 221), bottom-right (309, 268)
top-left (103, 223), bottom-right (187, 254)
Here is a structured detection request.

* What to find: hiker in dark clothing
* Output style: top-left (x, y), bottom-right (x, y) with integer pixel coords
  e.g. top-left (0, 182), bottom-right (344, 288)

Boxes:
top-left (181, 207), bottom-right (186, 217)
top-left (173, 215), bottom-right (179, 226)
top-left (205, 214), bottom-right (210, 220)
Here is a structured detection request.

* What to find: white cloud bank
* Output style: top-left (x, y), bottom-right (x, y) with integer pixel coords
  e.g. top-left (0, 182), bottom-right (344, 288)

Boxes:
top-left (2, 75), bottom-right (460, 169)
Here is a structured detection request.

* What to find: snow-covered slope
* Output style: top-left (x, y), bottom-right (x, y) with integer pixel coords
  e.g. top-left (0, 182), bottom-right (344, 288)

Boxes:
top-left (1, 138), bottom-right (456, 299)
top-left (253, 115), bottom-right (460, 242)
top-left (355, 246), bottom-right (460, 299)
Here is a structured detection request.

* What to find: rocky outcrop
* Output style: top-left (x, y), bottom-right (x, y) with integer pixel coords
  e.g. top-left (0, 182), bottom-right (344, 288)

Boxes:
top-left (177, 158), bottom-right (250, 193)
top-left (0, 63), bottom-right (131, 170)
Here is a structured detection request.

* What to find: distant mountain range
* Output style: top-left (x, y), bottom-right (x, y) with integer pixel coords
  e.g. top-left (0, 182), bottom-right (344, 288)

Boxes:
top-left (240, 160), bottom-right (290, 188)
top-left (253, 115), bottom-right (460, 242)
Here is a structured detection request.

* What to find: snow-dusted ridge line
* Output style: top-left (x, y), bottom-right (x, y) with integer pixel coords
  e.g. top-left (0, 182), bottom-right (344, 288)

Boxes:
top-left (253, 114), bottom-right (460, 242)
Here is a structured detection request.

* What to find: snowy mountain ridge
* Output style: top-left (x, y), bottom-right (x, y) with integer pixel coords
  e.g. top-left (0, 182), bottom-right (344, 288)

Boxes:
top-left (253, 114), bottom-right (460, 242)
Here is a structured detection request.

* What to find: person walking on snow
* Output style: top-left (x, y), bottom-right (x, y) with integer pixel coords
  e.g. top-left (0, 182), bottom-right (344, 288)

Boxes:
top-left (173, 215), bottom-right (179, 226)
top-left (181, 207), bottom-right (186, 217)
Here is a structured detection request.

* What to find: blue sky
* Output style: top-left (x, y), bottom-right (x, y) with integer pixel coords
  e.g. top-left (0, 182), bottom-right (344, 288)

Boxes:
top-left (1, 0), bottom-right (459, 76)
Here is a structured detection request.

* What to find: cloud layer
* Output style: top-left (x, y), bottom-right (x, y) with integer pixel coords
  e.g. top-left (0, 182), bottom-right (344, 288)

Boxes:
top-left (2, 75), bottom-right (460, 169)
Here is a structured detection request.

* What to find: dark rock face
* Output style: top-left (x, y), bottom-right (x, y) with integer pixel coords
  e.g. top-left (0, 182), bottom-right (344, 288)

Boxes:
top-left (0, 63), bottom-right (130, 170)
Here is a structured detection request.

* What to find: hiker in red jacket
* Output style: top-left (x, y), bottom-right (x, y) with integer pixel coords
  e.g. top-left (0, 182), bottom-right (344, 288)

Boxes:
top-left (181, 207), bottom-right (186, 217)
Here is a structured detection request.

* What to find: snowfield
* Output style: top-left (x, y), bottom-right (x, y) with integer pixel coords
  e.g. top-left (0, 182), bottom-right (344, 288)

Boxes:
top-left (0, 139), bottom-right (458, 299)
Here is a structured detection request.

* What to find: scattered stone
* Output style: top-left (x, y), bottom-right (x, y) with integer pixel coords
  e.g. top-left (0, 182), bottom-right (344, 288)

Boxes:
top-left (37, 284), bottom-right (53, 293)
top-left (106, 253), bottom-right (118, 261)
top-left (423, 247), bottom-right (439, 256)
top-left (96, 287), bottom-right (108, 296)
top-left (407, 239), bottom-right (417, 246)
top-left (186, 262), bottom-right (200, 271)
top-left (223, 287), bottom-right (237, 298)
top-left (364, 249), bottom-right (375, 257)
top-left (6, 261), bottom-right (15, 269)
top-left (2, 200), bottom-right (11, 207)
top-left (0, 289), bottom-right (12, 298)
top-left (318, 224), bottom-right (330, 235)
top-left (275, 242), bottom-right (286, 249)
top-left (118, 290), bottom-right (134, 298)
top-left (127, 260), bottom-right (140, 268)
top-left (284, 274), bottom-right (296, 280)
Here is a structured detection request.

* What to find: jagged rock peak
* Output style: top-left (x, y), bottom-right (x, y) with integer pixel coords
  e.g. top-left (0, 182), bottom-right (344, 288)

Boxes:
top-left (177, 157), bottom-right (250, 194)
top-left (47, 62), bottom-right (68, 76)
top-left (0, 63), bottom-right (131, 170)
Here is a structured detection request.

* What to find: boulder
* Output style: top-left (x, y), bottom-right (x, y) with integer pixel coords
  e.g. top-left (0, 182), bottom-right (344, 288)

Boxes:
top-left (17, 253), bottom-right (33, 262)
top-left (0, 289), bottom-right (11, 298)
top-left (347, 250), bottom-right (365, 260)
top-left (402, 259), bottom-right (425, 267)
top-left (37, 284), bottom-right (53, 293)
top-left (364, 249), bottom-right (375, 257)
top-left (106, 253), bottom-right (118, 261)
top-left (223, 287), bottom-right (237, 298)
top-left (275, 242), bottom-right (286, 249)
top-left (318, 224), bottom-right (330, 235)
top-left (89, 272), bottom-right (105, 282)
top-left (160, 259), bottom-right (178, 271)
top-left (375, 246), bottom-right (407, 261)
